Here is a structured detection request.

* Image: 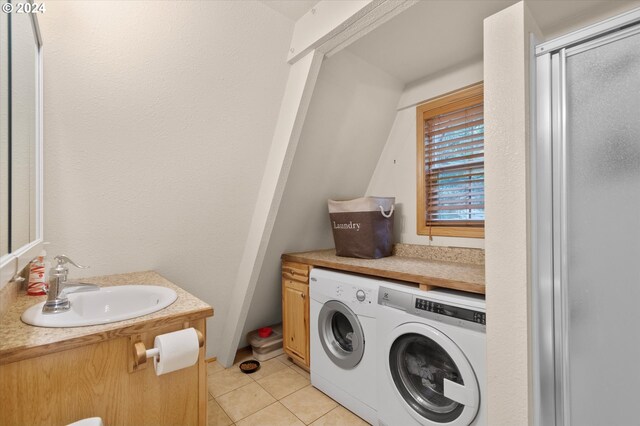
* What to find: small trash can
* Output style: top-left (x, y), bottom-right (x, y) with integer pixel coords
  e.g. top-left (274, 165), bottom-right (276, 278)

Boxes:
top-left (328, 197), bottom-right (395, 259)
top-left (247, 323), bottom-right (284, 361)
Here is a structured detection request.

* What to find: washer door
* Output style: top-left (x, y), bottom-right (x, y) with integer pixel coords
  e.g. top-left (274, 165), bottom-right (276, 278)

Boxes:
top-left (387, 323), bottom-right (480, 425)
top-left (317, 300), bottom-right (365, 369)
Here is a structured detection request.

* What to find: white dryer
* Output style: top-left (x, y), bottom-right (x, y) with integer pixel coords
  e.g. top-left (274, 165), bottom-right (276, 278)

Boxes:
top-left (310, 268), bottom-right (378, 425)
top-left (377, 283), bottom-right (486, 426)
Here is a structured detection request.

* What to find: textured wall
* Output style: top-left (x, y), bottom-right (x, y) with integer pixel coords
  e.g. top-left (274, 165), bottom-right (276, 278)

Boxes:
top-left (366, 60), bottom-right (485, 249)
top-left (240, 49), bottom-right (403, 343)
top-left (483, 2), bottom-right (540, 424)
top-left (39, 1), bottom-right (293, 357)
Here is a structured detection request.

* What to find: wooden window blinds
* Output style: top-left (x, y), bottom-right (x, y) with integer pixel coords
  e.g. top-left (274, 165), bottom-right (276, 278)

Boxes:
top-left (416, 83), bottom-right (484, 238)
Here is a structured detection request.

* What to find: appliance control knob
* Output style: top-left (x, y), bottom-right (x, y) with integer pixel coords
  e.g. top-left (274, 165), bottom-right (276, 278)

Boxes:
top-left (356, 290), bottom-right (366, 302)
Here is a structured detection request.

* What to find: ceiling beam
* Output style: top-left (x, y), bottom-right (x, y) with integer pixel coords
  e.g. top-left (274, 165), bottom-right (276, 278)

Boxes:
top-left (287, 0), bottom-right (418, 64)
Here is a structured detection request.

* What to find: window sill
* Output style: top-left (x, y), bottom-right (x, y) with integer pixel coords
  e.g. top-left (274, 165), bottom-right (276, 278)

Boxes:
top-left (417, 226), bottom-right (484, 239)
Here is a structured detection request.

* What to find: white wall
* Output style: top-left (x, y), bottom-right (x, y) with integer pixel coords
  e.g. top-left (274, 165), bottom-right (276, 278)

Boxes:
top-left (39, 1), bottom-right (294, 357)
top-left (241, 48), bottom-right (403, 343)
top-left (530, 0), bottom-right (640, 40)
top-left (484, 2), bottom-right (540, 424)
top-left (366, 60), bottom-right (485, 249)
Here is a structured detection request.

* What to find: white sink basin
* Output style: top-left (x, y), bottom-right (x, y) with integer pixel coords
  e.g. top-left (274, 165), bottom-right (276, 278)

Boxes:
top-left (21, 285), bottom-right (178, 327)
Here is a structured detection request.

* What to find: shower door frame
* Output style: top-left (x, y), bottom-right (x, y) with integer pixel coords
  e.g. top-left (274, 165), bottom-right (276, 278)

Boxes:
top-left (533, 8), bottom-right (640, 426)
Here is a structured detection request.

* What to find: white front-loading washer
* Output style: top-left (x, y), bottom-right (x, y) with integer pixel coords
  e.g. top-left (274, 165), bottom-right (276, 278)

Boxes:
top-left (310, 268), bottom-right (378, 425)
top-left (377, 283), bottom-right (486, 426)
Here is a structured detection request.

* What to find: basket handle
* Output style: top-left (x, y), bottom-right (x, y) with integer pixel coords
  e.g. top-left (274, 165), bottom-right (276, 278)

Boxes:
top-left (379, 204), bottom-right (394, 218)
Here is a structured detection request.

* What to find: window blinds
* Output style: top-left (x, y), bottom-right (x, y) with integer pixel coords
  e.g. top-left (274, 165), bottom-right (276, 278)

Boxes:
top-left (423, 101), bottom-right (484, 226)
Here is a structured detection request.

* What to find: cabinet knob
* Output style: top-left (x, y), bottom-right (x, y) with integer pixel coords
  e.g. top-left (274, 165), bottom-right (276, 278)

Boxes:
top-left (301, 293), bottom-right (305, 299)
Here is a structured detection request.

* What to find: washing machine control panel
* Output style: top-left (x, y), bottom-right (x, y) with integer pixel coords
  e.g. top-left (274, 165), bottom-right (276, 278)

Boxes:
top-left (351, 286), bottom-right (373, 304)
top-left (334, 284), bottom-right (373, 304)
top-left (415, 298), bottom-right (486, 325)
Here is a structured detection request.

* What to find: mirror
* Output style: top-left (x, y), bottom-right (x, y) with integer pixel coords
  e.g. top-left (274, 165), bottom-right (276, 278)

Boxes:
top-left (11, 9), bottom-right (38, 251)
top-left (0, 3), bottom-right (42, 274)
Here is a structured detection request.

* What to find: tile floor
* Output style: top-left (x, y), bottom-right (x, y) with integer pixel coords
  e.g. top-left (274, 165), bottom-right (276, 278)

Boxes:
top-left (207, 353), bottom-right (369, 426)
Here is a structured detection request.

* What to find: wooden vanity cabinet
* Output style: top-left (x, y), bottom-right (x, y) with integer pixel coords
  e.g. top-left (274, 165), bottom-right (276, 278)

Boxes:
top-left (0, 319), bottom-right (208, 426)
top-left (282, 261), bottom-right (311, 369)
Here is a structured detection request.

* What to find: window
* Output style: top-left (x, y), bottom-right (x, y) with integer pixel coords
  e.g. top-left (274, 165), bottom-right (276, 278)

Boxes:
top-left (416, 83), bottom-right (484, 238)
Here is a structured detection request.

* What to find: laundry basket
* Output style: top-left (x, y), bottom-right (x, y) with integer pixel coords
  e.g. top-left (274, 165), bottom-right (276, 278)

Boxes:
top-left (328, 197), bottom-right (395, 259)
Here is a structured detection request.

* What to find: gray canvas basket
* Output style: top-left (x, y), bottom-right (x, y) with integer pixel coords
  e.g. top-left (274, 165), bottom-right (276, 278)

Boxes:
top-left (328, 197), bottom-right (395, 259)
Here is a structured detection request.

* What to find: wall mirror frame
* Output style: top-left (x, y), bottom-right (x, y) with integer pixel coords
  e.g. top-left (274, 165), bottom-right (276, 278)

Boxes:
top-left (0, 7), bottom-right (43, 290)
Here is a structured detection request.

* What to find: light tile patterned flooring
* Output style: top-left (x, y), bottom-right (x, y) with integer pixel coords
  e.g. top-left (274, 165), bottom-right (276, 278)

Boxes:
top-left (207, 353), bottom-right (369, 426)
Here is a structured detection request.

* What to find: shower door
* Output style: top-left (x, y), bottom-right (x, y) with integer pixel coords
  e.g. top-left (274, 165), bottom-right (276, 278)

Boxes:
top-left (535, 11), bottom-right (640, 426)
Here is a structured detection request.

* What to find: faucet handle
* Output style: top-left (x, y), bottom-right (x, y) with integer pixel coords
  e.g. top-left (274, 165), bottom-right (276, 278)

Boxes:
top-left (53, 255), bottom-right (89, 269)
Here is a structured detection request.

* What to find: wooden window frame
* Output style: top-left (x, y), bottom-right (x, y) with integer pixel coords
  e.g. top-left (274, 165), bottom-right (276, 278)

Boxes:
top-left (416, 82), bottom-right (485, 239)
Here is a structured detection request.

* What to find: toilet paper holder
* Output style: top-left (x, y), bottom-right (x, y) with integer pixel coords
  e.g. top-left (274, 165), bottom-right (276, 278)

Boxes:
top-left (133, 329), bottom-right (205, 367)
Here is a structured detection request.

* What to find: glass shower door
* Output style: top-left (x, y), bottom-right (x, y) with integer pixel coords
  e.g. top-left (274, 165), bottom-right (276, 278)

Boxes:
top-left (553, 24), bottom-right (640, 426)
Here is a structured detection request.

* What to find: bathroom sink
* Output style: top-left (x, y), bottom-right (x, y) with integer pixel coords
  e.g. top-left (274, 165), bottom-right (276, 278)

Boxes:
top-left (21, 285), bottom-right (178, 327)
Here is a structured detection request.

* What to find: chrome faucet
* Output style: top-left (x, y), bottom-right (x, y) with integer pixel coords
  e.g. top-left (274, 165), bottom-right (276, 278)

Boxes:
top-left (42, 255), bottom-right (98, 314)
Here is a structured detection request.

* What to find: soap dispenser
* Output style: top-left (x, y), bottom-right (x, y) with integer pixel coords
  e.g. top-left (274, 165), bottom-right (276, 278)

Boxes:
top-left (27, 242), bottom-right (50, 296)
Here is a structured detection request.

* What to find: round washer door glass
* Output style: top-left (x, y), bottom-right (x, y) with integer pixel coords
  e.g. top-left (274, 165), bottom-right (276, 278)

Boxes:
top-left (388, 328), bottom-right (479, 425)
top-left (318, 300), bottom-right (365, 369)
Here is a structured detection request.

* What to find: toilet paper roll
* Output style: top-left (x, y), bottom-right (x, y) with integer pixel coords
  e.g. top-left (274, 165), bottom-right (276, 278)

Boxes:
top-left (153, 328), bottom-right (200, 376)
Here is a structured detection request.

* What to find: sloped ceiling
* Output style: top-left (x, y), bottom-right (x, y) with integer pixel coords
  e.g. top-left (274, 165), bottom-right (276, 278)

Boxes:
top-left (347, 0), bottom-right (511, 84)
top-left (261, 0), bottom-right (320, 21)
top-left (347, 0), bottom-right (640, 84)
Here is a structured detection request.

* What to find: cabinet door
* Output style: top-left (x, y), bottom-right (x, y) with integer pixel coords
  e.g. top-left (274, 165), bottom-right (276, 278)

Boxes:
top-left (282, 278), bottom-right (309, 364)
top-left (0, 319), bottom-right (206, 426)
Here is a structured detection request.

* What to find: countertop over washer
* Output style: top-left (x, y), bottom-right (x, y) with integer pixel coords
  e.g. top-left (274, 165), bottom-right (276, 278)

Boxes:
top-left (282, 244), bottom-right (485, 295)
